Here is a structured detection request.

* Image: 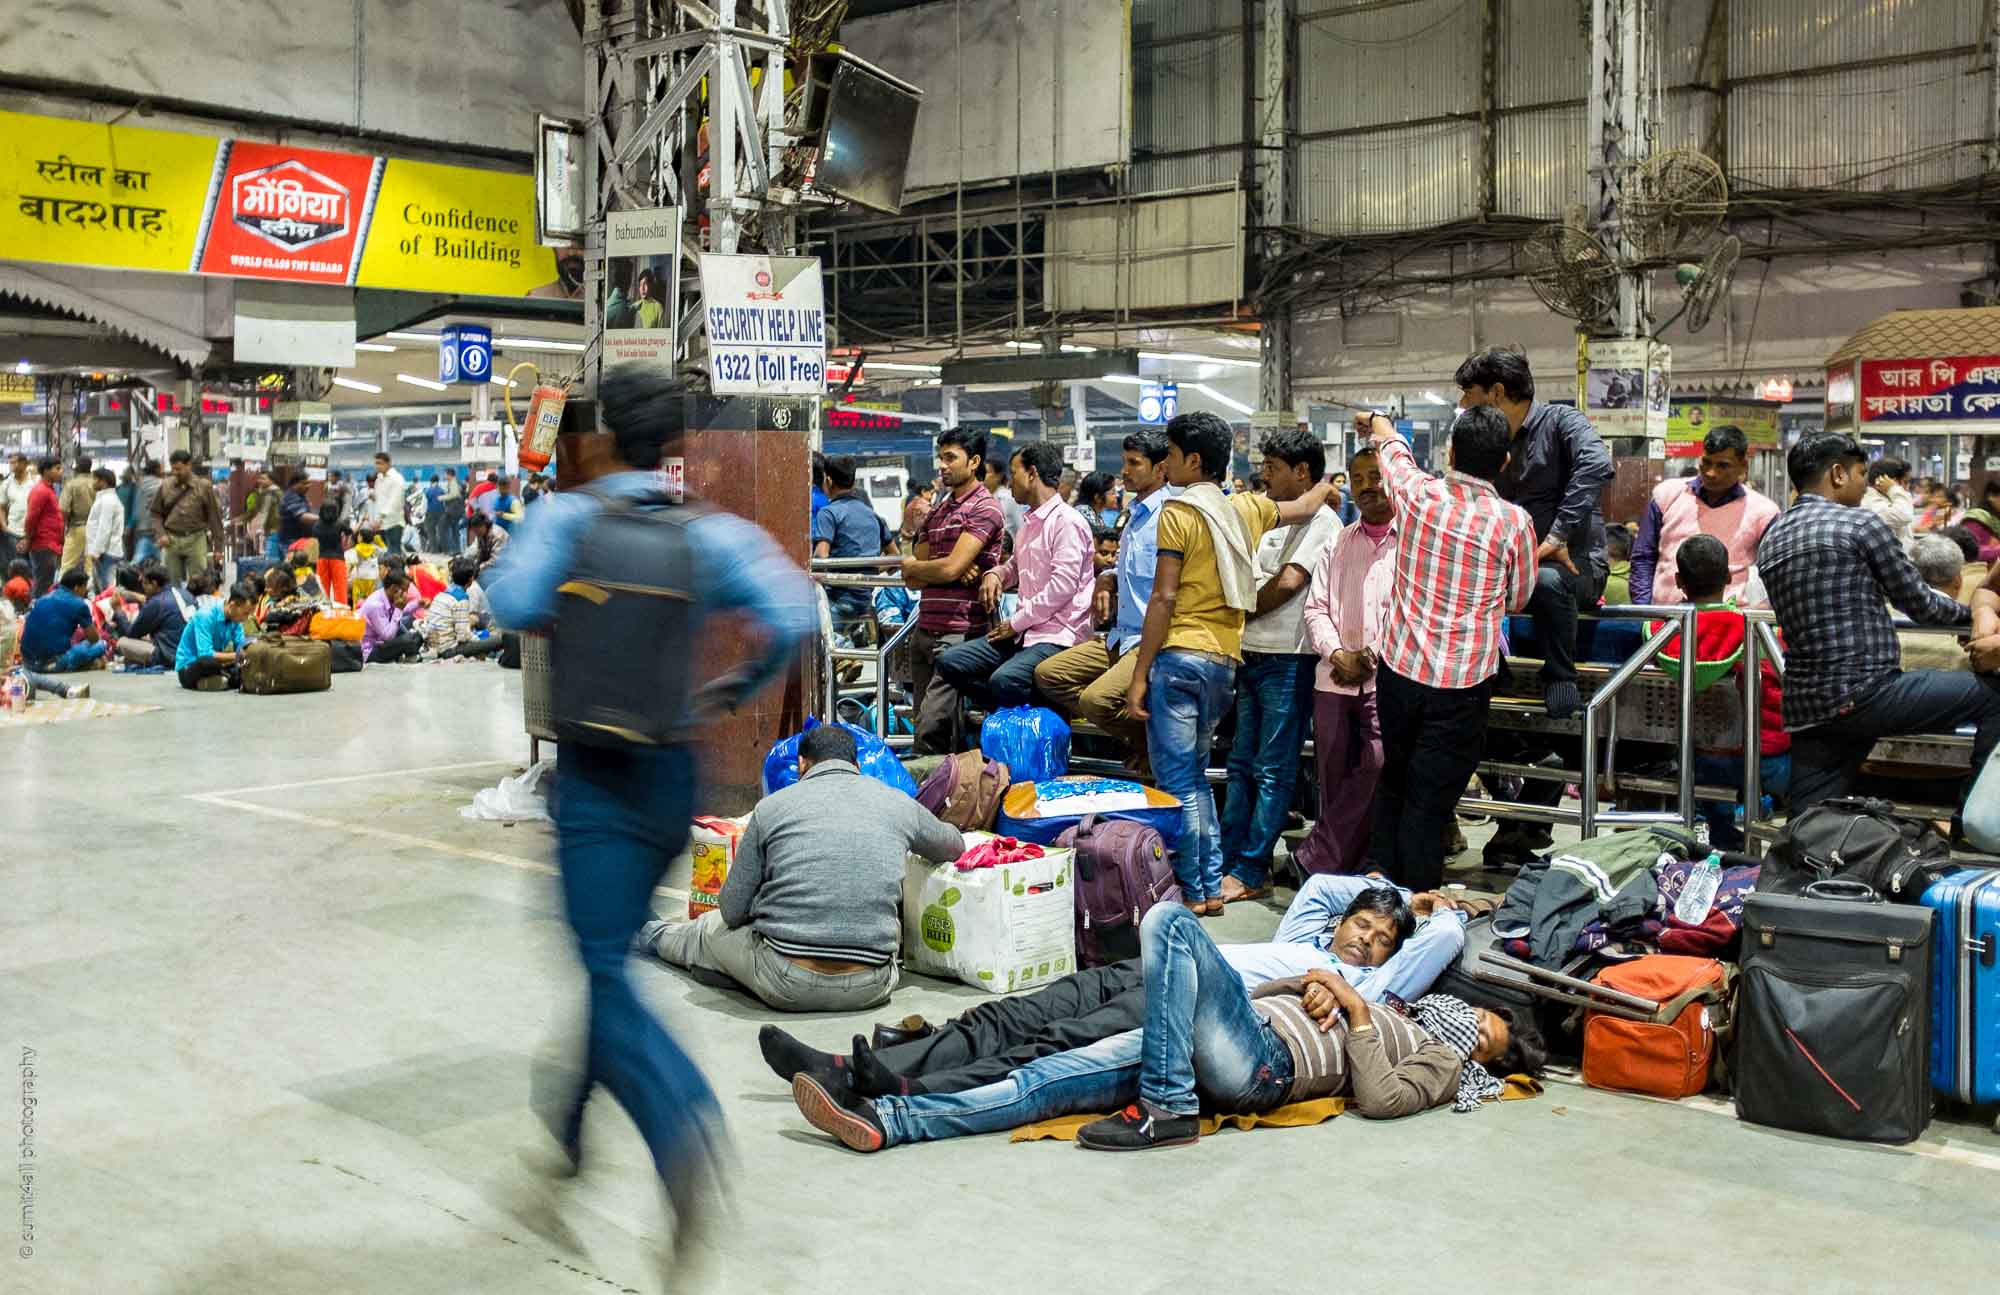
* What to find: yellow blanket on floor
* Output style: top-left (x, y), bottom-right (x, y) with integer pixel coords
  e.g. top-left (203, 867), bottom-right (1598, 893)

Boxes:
top-left (1009, 1075), bottom-right (1542, 1142)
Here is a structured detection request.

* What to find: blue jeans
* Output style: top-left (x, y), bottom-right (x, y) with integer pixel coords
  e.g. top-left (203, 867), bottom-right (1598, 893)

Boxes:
top-left (264, 534), bottom-right (283, 561)
top-left (935, 635), bottom-right (1064, 713)
top-left (1219, 651), bottom-right (1316, 888)
top-left (94, 554), bottom-right (119, 594)
top-left (873, 1030), bottom-right (1142, 1147)
top-left (1692, 753), bottom-right (1792, 851)
top-left (28, 641), bottom-right (107, 673)
top-left (1148, 649), bottom-right (1237, 900)
top-left (132, 534), bottom-right (160, 565)
top-left (553, 743), bottom-right (721, 1180)
top-left (1137, 904), bottom-right (1295, 1115)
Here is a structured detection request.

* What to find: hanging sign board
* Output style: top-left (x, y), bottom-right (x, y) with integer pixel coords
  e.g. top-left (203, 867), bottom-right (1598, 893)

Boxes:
top-left (221, 412), bottom-right (273, 462)
top-left (700, 254), bottom-right (827, 396)
top-left (460, 418), bottom-right (503, 465)
top-left (1859, 356), bottom-right (2000, 423)
top-left (603, 207), bottom-right (682, 368)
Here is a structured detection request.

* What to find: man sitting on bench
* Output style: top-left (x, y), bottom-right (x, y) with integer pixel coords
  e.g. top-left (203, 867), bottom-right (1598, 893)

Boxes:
top-left (1760, 432), bottom-right (2000, 818)
top-left (758, 873), bottom-right (1469, 1101)
top-left (636, 724), bottom-right (963, 1012)
top-left (788, 897), bottom-right (1532, 1152)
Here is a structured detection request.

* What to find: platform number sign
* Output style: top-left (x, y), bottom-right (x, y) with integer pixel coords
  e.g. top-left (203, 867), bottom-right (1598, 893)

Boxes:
top-left (1138, 382), bottom-right (1178, 425)
top-left (439, 325), bottom-right (492, 386)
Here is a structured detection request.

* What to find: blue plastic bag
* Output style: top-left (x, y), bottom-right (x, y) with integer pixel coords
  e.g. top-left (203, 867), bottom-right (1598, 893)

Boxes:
top-left (762, 717), bottom-right (919, 797)
top-left (979, 705), bottom-right (1071, 785)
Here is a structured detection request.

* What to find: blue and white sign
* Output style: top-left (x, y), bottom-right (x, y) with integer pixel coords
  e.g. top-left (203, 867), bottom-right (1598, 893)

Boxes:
top-left (1137, 382), bottom-right (1178, 425)
top-left (438, 325), bottom-right (492, 386)
top-left (700, 254), bottom-right (826, 396)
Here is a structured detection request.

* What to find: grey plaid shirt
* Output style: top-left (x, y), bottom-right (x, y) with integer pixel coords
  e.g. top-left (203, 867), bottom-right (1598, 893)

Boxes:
top-left (1758, 493), bottom-right (1969, 730)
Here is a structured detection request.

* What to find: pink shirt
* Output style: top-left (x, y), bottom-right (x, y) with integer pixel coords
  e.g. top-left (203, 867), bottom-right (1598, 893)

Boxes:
top-left (995, 492), bottom-right (1096, 648)
top-left (1303, 518), bottom-right (1399, 695)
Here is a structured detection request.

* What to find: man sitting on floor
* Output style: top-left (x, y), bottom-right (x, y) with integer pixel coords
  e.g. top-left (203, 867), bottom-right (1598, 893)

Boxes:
top-left (934, 440), bottom-right (1096, 717)
top-left (19, 567), bottom-right (107, 676)
top-left (175, 578), bottom-right (254, 691)
top-left (758, 872), bottom-right (1468, 1099)
top-left (114, 562), bottom-right (191, 667)
top-left (638, 723), bottom-right (964, 1012)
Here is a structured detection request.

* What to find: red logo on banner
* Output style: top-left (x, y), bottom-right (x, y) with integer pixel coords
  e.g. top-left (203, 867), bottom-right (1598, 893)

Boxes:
top-left (198, 141), bottom-right (379, 285)
top-left (231, 160), bottom-right (349, 251)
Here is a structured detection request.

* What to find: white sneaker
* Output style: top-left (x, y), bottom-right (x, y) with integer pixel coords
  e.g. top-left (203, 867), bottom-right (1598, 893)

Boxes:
top-left (633, 917), bottom-right (670, 956)
top-left (65, 684), bottom-right (90, 700)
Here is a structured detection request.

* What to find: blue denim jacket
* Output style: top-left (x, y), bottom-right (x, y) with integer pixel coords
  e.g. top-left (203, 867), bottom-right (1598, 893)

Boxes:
top-left (484, 470), bottom-right (814, 705)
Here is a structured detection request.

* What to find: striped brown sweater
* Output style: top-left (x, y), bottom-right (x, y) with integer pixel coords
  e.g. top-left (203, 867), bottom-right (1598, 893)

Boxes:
top-left (1250, 977), bottom-right (1464, 1117)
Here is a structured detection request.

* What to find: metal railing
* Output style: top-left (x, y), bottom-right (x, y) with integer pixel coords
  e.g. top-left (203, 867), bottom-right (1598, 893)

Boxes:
top-left (1459, 603), bottom-right (1701, 838)
top-left (811, 556), bottom-right (916, 750)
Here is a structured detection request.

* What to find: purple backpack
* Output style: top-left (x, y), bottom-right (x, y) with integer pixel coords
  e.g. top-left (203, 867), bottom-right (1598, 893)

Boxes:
top-left (1057, 814), bottom-right (1182, 967)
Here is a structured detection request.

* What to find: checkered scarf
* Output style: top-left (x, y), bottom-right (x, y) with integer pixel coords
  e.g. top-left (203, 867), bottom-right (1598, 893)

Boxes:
top-left (1410, 994), bottom-right (1504, 1113)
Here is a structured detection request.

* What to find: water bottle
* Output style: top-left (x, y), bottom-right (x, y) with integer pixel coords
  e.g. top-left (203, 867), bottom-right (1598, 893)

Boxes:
top-left (1674, 851), bottom-right (1723, 925)
top-left (1, 673), bottom-right (26, 711)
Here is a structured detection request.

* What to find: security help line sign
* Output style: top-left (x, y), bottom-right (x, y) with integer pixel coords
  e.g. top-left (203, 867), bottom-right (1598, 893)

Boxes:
top-left (700, 254), bottom-right (826, 396)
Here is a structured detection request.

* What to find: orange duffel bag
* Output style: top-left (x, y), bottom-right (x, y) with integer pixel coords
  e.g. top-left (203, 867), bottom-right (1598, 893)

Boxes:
top-left (307, 608), bottom-right (365, 642)
top-left (1580, 955), bottom-right (1732, 1100)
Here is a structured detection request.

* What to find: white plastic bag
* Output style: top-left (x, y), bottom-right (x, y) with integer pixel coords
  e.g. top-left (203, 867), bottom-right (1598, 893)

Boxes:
top-left (461, 761), bottom-right (555, 822)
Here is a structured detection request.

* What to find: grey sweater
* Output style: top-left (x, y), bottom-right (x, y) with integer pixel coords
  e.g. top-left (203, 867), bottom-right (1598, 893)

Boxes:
top-left (717, 759), bottom-right (964, 963)
top-left (1250, 977), bottom-right (1463, 1116)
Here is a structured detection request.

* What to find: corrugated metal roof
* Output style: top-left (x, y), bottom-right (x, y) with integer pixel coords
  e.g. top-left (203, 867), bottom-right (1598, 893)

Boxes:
top-left (1132, 152), bottom-right (1244, 196)
top-left (1729, 53), bottom-right (1988, 190)
top-left (1299, 0), bottom-right (1478, 133)
top-left (1498, 0), bottom-right (1589, 108)
top-left (1826, 308), bottom-right (2000, 368)
top-left (1733, 0), bottom-right (1983, 79)
top-left (1495, 105), bottom-right (1584, 218)
top-left (1133, 28), bottom-right (1244, 154)
top-left (1132, 0), bottom-right (1243, 41)
top-left (1299, 122), bottom-right (1477, 233)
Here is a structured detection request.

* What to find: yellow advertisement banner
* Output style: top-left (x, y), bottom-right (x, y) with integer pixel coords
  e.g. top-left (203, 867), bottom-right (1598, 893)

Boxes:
top-left (0, 109), bottom-right (220, 274)
top-left (0, 109), bottom-right (573, 300)
top-left (0, 372), bottom-right (36, 404)
top-left (356, 157), bottom-right (568, 298)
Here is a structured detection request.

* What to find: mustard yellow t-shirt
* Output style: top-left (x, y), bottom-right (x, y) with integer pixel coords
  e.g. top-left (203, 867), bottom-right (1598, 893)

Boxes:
top-left (1156, 492), bottom-right (1280, 660)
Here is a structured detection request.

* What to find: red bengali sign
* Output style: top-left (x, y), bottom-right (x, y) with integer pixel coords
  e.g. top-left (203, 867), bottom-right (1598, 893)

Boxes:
top-left (196, 141), bottom-right (383, 285)
top-left (1858, 355), bottom-right (2000, 423)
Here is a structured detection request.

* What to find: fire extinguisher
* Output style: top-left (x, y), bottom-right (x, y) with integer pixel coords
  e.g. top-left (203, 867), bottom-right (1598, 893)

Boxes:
top-left (506, 362), bottom-right (568, 473)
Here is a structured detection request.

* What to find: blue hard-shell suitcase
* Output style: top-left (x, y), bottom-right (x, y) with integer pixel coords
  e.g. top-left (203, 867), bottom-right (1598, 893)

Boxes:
top-left (1921, 867), bottom-right (2000, 1114)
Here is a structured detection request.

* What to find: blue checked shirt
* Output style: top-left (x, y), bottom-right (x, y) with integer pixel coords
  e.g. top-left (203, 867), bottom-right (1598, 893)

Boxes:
top-left (1757, 493), bottom-right (1969, 730)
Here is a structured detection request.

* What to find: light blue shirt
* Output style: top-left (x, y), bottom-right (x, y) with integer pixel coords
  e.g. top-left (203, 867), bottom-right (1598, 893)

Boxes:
top-left (483, 470), bottom-right (814, 705)
top-left (174, 601), bottom-right (245, 672)
top-left (1220, 873), bottom-right (1468, 1003)
top-left (1107, 484), bottom-right (1177, 654)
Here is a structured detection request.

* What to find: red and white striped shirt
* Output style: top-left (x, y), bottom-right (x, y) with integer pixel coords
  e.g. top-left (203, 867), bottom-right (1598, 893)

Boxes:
top-left (1373, 430), bottom-right (1538, 691)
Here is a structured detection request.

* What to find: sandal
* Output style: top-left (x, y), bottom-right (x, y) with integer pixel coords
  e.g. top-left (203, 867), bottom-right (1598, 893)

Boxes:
top-left (1197, 898), bottom-right (1226, 917)
top-left (1219, 879), bottom-right (1271, 904)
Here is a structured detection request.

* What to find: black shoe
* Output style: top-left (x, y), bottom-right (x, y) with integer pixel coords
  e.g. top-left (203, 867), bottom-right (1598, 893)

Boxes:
top-left (1543, 680), bottom-right (1581, 721)
top-left (758, 1025), bottom-right (843, 1085)
top-left (870, 1015), bottom-right (936, 1051)
top-left (792, 1071), bottom-right (885, 1153)
top-left (848, 1035), bottom-right (911, 1099)
top-left (1076, 1103), bottom-right (1200, 1152)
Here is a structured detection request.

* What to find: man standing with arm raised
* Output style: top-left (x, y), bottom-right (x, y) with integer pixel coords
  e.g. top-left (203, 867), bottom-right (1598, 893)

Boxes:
top-left (1125, 411), bottom-right (1331, 913)
top-left (1360, 407), bottom-right (1539, 891)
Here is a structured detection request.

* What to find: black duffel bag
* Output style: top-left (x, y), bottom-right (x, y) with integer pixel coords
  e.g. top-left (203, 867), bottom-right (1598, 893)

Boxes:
top-left (1734, 884), bottom-right (1934, 1144)
top-left (1758, 796), bottom-right (1953, 903)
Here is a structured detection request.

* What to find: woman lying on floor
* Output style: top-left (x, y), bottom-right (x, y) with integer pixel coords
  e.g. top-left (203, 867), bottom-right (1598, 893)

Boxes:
top-left (792, 903), bottom-right (1545, 1153)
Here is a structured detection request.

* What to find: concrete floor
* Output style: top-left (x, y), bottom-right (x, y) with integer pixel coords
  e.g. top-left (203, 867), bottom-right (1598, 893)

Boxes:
top-left (7, 663), bottom-right (2000, 1295)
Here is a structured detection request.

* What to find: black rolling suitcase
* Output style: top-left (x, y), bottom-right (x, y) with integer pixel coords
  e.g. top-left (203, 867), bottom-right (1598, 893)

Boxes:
top-left (1734, 881), bottom-right (1934, 1144)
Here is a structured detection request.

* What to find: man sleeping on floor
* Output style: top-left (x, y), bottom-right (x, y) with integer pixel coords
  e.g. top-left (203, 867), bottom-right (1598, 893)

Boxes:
top-left (757, 873), bottom-right (1466, 1097)
top-left (790, 902), bottom-right (1545, 1151)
